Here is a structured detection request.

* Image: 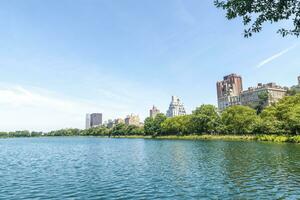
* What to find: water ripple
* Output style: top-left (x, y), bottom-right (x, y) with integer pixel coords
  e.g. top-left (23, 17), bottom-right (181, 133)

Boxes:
top-left (0, 138), bottom-right (300, 199)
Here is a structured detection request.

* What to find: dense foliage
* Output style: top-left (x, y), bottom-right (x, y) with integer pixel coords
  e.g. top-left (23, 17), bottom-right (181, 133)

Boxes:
top-left (1, 94), bottom-right (300, 139)
top-left (145, 94), bottom-right (300, 136)
top-left (0, 124), bottom-right (144, 138)
top-left (214, 0), bottom-right (300, 37)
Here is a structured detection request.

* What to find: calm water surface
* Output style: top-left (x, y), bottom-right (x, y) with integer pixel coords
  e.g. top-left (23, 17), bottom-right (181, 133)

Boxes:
top-left (0, 137), bottom-right (300, 199)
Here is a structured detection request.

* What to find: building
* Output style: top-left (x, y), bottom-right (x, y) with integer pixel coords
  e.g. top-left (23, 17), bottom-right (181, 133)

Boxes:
top-left (241, 83), bottom-right (287, 107)
top-left (90, 113), bottom-right (103, 127)
top-left (85, 113), bottom-right (103, 129)
top-left (216, 73), bottom-right (243, 111)
top-left (106, 118), bottom-right (125, 128)
top-left (150, 105), bottom-right (160, 118)
top-left (107, 119), bottom-right (114, 129)
top-left (114, 118), bottom-right (125, 124)
top-left (85, 114), bottom-right (91, 129)
top-left (125, 114), bottom-right (140, 126)
top-left (298, 75), bottom-right (300, 85)
top-left (166, 96), bottom-right (186, 117)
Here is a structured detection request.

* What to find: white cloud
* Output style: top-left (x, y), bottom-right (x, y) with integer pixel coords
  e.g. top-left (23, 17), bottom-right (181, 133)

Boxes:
top-left (0, 85), bottom-right (98, 132)
top-left (0, 82), bottom-right (169, 132)
top-left (256, 44), bottom-right (298, 68)
top-left (0, 86), bottom-right (76, 110)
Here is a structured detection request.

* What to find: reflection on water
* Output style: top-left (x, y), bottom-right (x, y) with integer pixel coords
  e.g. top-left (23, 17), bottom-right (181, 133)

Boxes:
top-left (0, 137), bottom-right (299, 199)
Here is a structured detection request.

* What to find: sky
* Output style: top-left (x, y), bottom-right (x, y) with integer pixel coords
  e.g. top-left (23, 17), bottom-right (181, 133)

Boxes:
top-left (0, 0), bottom-right (299, 132)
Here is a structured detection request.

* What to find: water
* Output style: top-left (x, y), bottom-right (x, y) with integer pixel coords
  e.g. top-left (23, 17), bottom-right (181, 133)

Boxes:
top-left (0, 137), bottom-right (300, 199)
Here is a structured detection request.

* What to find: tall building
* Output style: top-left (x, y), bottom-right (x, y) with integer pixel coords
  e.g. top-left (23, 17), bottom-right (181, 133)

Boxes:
top-left (241, 83), bottom-right (287, 107)
top-left (216, 73), bottom-right (243, 111)
top-left (85, 114), bottom-right (91, 129)
top-left (150, 105), bottom-right (160, 118)
top-left (125, 114), bottom-right (140, 126)
top-left (85, 113), bottom-right (103, 129)
top-left (298, 75), bottom-right (300, 85)
top-left (90, 113), bottom-right (103, 127)
top-left (166, 96), bottom-right (186, 117)
top-left (107, 119), bottom-right (114, 129)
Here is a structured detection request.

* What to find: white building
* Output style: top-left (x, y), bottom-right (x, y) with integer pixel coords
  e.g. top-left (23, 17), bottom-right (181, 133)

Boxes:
top-left (166, 96), bottom-right (186, 117)
top-left (85, 114), bottom-right (91, 129)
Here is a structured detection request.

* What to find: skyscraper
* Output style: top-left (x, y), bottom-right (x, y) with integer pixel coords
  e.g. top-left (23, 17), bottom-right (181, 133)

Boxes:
top-left (166, 96), bottom-right (186, 117)
top-left (85, 113), bottom-right (103, 129)
top-left (85, 114), bottom-right (91, 129)
top-left (150, 105), bottom-right (160, 118)
top-left (216, 73), bottom-right (243, 111)
top-left (90, 113), bottom-right (103, 127)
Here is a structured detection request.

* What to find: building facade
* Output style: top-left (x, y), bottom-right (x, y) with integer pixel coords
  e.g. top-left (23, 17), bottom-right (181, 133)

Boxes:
top-left (85, 113), bottom-right (103, 129)
top-left (115, 118), bottom-right (125, 124)
top-left (106, 118), bottom-right (125, 128)
top-left (216, 73), bottom-right (243, 111)
top-left (125, 114), bottom-right (140, 126)
top-left (90, 113), bottom-right (103, 127)
top-left (241, 83), bottom-right (287, 107)
top-left (150, 105), bottom-right (160, 118)
top-left (166, 96), bottom-right (186, 117)
top-left (85, 114), bottom-right (91, 129)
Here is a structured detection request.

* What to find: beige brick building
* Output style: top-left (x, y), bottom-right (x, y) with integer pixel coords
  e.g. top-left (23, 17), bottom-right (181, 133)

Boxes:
top-left (241, 83), bottom-right (287, 107)
top-left (125, 114), bottom-right (140, 126)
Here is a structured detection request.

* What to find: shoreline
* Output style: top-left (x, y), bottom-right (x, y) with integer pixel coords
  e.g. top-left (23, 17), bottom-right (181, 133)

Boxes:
top-left (1, 134), bottom-right (300, 143)
top-left (111, 134), bottom-right (300, 143)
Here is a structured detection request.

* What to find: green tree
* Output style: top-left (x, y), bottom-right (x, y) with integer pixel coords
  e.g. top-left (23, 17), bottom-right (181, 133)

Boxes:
top-left (144, 117), bottom-right (155, 135)
top-left (161, 115), bottom-right (192, 135)
top-left (274, 94), bottom-right (300, 134)
top-left (144, 113), bottom-right (167, 135)
top-left (84, 126), bottom-right (109, 136)
top-left (221, 105), bottom-right (259, 134)
top-left (0, 132), bottom-right (8, 137)
top-left (215, 0), bottom-right (300, 37)
top-left (127, 125), bottom-right (144, 135)
top-left (253, 91), bottom-right (269, 114)
top-left (258, 107), bottom-right (285, 134)
top-left (286, 104), bottom-right (300, 134)
top-left (111, 123), bottom-right (127, 136)
top-left (191, 104), bottom-right (221, 134)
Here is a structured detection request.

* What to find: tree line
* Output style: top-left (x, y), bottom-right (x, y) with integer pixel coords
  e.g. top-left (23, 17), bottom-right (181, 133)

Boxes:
top-left (144, 93), bottom-right (300, 136)
top-left (1, 93), bottom-right (299, 138)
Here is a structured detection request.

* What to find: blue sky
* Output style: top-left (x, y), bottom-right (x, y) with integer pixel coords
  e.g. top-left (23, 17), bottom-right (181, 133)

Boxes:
top-left (0, 0), bottom-right (299, 131)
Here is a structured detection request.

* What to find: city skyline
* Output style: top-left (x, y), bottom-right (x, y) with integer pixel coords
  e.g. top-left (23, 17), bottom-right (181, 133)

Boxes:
top-left (0, 0), bottom-right (299, 131)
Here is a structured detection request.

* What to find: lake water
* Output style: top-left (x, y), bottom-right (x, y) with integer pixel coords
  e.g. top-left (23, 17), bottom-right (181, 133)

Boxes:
top-left (0, 137), bottom-right (300, 199)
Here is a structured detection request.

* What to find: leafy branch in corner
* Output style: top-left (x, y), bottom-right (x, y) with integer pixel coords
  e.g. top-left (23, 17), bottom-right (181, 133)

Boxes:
top-left (214, 0), bottom-right (300, 37)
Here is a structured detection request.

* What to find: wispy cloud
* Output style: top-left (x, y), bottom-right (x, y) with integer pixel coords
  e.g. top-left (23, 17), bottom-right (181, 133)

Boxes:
top-left (256, 44), bottom-right (299, 68)
top-left (0, 85), bottom-right (90, 112)
top-left (0, 82), bottom-right (169, 132)
top-left (0, 85), bottom-right (102, 131)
